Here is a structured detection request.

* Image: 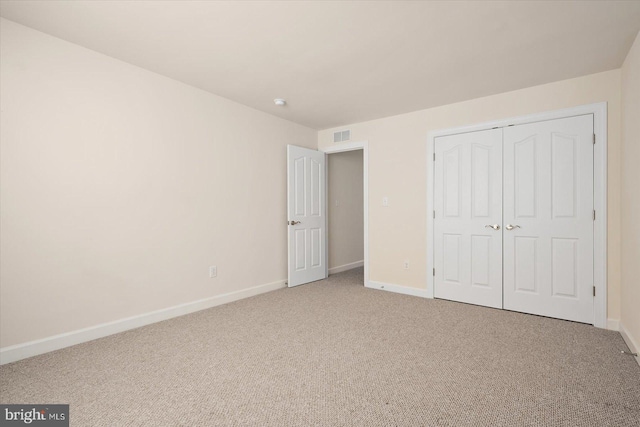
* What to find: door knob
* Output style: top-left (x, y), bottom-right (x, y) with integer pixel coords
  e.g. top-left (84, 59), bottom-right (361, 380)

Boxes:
top-left (485, 224), bottom-right (500, 230)
top-left (505, 224), bottom-right (521, 231)
top-left (288, 220), bottom-right (301, 225)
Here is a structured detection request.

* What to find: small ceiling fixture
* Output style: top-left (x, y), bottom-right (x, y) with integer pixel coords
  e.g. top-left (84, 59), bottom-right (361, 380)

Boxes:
top-left (273, 98), bottom-right (286, 106)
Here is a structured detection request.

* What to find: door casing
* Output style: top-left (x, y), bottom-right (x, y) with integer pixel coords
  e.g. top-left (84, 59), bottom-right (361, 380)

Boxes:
top-left (426, 102), bottom-right (608, 328)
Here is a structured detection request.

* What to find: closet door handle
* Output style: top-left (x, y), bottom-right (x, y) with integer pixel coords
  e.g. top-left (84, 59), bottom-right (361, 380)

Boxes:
top-left (505, 224), bottom-right (521, 231)
top-left (485, 224), bottom-right (500, 230)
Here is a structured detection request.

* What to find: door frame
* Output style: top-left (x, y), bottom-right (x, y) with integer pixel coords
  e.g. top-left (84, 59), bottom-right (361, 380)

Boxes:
top-left (426, 102), bottom-right (608, 328)
top-left (321, 141), bottom-right (369, 285)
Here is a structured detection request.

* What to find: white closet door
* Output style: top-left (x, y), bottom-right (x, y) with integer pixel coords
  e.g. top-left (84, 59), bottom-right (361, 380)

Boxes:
top-left (503, 115), bottom-right (594, 323)
top-left (434, 129), bottom-right (503, 308)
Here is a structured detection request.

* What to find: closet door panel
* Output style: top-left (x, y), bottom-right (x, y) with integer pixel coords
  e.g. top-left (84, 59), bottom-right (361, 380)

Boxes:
top-left (503, 114), bottom-right (594, 324)
top-left (434, 128), bottom-right (503, 308)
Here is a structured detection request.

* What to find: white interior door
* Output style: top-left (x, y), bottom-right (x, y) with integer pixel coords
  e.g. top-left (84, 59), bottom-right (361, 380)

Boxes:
top-left (287, 145), bottom-right (327, 287)
top-left (503, 115), bottom-right (594, 323)
top-left (434, 129), bottom-right (503, 308)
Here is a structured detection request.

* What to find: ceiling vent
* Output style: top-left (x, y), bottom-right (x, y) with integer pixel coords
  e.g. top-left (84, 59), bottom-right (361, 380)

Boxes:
top-left (333, 129), bottom-right (351, 143)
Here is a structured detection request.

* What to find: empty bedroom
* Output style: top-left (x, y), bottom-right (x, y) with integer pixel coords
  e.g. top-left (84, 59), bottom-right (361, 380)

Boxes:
top-left (1, 1), bottom-right (639, 426)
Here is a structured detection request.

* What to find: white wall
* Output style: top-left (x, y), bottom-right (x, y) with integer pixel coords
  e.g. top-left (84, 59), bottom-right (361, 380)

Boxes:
top-left (0, 19), bottom-right (316, 349)
top-left (620, 32), bottom-right (640, 355)
top-left (318, 70), bottom-right (623, 322)
top-left (327, 150), bottom-right (364, 271)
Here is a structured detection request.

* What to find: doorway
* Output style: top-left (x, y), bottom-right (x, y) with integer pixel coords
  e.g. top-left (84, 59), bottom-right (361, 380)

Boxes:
top-left (322, 141), bottom-right (369, 286)
top-left (287, 141), bottom-right (369, 288)
top-left (327, 150), bottom-right (364, 281)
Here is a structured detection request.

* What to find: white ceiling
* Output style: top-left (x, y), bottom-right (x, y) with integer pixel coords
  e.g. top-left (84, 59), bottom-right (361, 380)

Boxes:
top-left (1, 1), bottom-right (640, 130)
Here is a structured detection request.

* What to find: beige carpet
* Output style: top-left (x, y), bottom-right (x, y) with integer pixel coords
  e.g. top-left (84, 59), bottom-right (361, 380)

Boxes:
top-left (1, 268), bottom-right (639, 426)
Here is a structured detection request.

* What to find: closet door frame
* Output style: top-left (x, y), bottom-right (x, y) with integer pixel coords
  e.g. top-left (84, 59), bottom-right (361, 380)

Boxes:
top-left (426, 102), bottom-right (608, 328)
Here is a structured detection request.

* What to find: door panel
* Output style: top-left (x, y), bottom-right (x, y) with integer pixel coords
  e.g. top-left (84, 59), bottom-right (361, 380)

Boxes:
top-left (514, 236), bottom-right (538, 293)
top-left (472, 144), bottom-right (491, 217)
top-left (503, 115), bottom-right (594, 323)
top-left (310, 158), bottom-right (322, 216)
top-left (443, 233), bottom-right (461, 283)
top-left (287, 145), bottom-right (327, 287)
top-left (551, 238), bottom-right (578, 297)
top-left (294, 157), bottom-right (306, 216)
top-left (514, 136), bottom-right (537, 218)
top-left (294, 229), bottom-right (306, 270)
top-left (434, 128), bottom-right (503, 308)
top-left (471, 235), bottom-right (491, 287)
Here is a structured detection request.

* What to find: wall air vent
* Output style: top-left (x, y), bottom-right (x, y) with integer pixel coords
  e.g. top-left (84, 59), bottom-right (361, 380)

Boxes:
top-left (333, 129), bottom-right (351, 143)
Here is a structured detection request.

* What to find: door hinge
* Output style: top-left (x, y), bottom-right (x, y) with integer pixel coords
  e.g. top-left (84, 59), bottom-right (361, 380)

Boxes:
top-left (433, 210), bottom-right (436, 218)
top-left (593, 286), bottom-right (596, 297)
top-left (433, 153), bottom-right (436, 161)
top-left (593, 134), bottom-right (596, 145)
top-left (433, 268), bottom-right (435, 276)
top-left (593, 210), bottom-right (596, 221)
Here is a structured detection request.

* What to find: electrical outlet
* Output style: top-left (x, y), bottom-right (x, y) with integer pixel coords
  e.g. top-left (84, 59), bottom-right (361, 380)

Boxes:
top-left (209, 266), bottom-right (217, 278)
top-left (404, 260), bottom-right (410, 270)
top-left (383, 196), bottom-right (389, 207)
top-left (335, 199), bottom-right (340, 207)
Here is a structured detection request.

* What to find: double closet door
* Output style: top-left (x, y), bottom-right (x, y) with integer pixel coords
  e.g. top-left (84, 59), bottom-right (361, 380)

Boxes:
top-left (434, 114), bottom-right (594, 324)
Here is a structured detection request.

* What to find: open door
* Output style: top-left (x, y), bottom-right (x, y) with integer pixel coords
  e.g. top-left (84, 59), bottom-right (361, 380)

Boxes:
top-left (287, 145), bottom-right (327, 287)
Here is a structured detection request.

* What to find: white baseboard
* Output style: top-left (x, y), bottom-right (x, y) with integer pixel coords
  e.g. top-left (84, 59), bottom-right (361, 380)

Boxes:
top-left (329, 260), bottom-right (364, 275)
top-left (366, 280), bottom-right (431, 298)
top-left (607, 318), bottom-right (620, 331)
top-left (0, 279), bottom-right (286, 366)
top-left (619, 322), bottom-right (640, 367)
